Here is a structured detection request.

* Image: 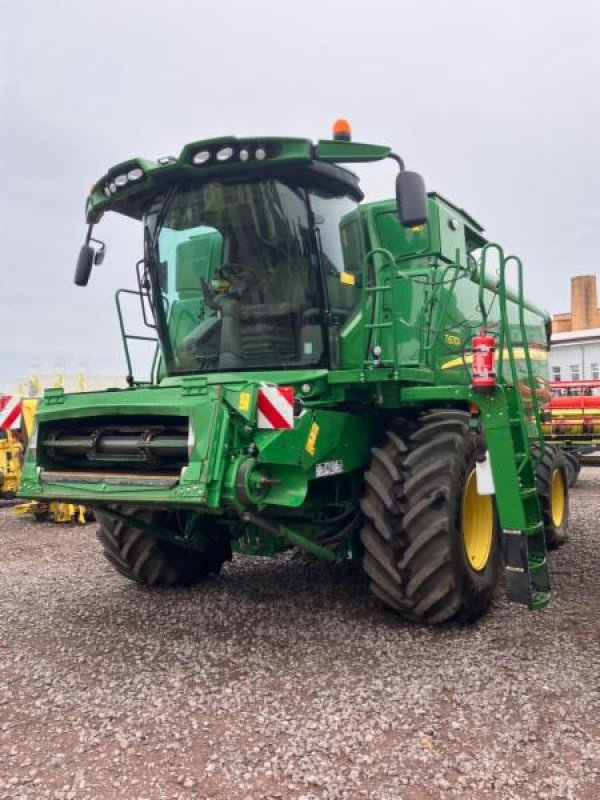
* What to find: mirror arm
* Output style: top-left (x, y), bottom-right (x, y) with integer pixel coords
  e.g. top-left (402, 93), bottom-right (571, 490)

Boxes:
top-left (82, 224), bottom-right (106, 266)
top-left (90, 236), bottom-right (106, 265)
top-left (388, 152), bottom-right (405, 172)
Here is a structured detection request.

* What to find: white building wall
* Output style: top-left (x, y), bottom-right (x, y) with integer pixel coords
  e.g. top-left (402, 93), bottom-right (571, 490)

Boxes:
top-left (550, 339), bottom-right (600, 381)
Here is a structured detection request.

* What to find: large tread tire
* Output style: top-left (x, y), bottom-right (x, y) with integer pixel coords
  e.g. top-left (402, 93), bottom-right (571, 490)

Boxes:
top-left (360, 409), bottom-right (500, 625)
top-left (532, 444), bottom-right (569, 550)
top-left (95, 507), bottom-right (231, 586)
top-left (562, 450), bottom-right (580, 489)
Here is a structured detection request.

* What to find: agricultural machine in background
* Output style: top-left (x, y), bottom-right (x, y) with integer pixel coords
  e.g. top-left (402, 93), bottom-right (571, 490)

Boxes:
top-left (0, 396), bottom-right (29, 499)
top-left (19, 122), bottom-right (569, 623)
top-left (542, 379), bottom-right (600, 485)
top-left (0, 395), bottom-right (87, 523)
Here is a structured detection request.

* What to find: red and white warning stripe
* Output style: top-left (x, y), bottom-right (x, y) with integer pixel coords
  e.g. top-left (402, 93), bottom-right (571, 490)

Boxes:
top-left (0, 395), bottom-right (23, 430)
top-left (257, 385), bottom-right (294, 430)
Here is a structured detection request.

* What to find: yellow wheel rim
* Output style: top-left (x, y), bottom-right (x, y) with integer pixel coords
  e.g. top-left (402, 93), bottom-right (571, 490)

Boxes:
top-left (550, 468), bottom-right (566, 527)
top-left (462, 469), bottom-right (494, 572)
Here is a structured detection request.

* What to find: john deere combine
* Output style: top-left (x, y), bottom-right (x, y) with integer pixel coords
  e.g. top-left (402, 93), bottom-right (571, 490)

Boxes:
top-left (19, 123), bottom-right (568, 623)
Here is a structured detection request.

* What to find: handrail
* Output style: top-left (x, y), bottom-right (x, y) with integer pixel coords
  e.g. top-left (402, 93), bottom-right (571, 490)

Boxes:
top-left (115, 288), bottom-right (160, 386)
top-left (478, 244), bottom-right (545, 462)
top-left (504, 255), bottom-right (545, 452)
top-left (360, 248), bottom-right (398, 370)
top-left (479, 243), bottom-right (507, 382)
top-left (360, 248), bottom-right (472, 371)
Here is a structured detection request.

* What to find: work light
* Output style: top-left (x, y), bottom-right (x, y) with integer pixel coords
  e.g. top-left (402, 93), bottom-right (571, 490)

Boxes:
top-left (216, 147), bottom-right (234, 162)
top-left (193, 150), bottom-right (211, 165)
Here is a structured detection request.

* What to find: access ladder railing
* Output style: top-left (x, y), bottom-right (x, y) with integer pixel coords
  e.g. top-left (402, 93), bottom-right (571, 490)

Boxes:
top-left (478, 244), bottom-right (550, 610)
top-left (359, 247), bottom-right (472, 377)
top-left (359, 248), bottom-right (400, 372)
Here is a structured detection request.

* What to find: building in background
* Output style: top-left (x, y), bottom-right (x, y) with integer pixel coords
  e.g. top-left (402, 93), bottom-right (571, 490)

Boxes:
top-left (550, 275), bottom-right (600, 382)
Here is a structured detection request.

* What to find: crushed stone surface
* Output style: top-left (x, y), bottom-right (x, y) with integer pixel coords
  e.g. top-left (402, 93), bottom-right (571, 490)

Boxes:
top-left (1, 469), bottom-right (599, 800)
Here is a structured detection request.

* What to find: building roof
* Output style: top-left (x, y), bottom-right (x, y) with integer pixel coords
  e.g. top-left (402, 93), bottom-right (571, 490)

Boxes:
top-left (551, 327), bottom-right (600, 344)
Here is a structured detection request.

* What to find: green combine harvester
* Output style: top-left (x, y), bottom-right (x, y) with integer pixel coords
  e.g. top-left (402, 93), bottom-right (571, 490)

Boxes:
top-left (19, 122), bottom-right (569, 623)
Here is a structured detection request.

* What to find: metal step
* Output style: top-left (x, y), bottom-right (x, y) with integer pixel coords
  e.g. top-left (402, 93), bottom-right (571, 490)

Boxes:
top-left (503, 527), bottom-right (550, 609)
top-left (531, 590), bottom-right (551, 610)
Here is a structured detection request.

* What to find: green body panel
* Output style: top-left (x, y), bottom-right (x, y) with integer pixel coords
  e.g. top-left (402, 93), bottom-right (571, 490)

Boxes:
top-left (21, 133), bottom-right (552, 608)
top-left (20, 374), bottom-right (376, 516)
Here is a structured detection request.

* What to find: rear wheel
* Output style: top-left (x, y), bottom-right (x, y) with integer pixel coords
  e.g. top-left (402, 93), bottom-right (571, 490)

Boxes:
top-left (360, 409), bottom-right (500, 624)
top-left (562, 450), bottom-right (580, 488)
top-left (95, 507), bottom-right (231, 586)
top-left (532, 445), bottom-right (569, 550)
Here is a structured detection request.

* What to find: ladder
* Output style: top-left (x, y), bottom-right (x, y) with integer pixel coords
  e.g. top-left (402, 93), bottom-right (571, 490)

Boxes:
top-left (360, 247), bottom-right (399, 371)
top-left (478, 244), bottom-right (550, 610)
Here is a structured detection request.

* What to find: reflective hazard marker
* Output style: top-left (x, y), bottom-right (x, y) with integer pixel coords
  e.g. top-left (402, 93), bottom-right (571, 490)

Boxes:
top-left (257, 385), bottom-right (294, 430)
top-left (0, 395), bottom-right (23, 429)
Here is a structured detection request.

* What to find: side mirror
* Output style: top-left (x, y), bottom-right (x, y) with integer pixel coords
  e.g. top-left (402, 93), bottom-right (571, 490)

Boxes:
top-left (396, 171), bottom-right (428, 227)
top-left (74, 244), bottom-right (94, 286)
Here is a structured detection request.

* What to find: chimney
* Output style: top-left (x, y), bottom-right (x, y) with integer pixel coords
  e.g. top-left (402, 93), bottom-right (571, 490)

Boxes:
top-left (571, 275), bottom-right (598, 330)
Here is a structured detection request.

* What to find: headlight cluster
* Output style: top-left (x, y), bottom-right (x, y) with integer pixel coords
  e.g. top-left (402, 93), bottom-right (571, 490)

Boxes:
top-left (192, 144), bottom-right (270, 166)
top-left (103, 167), bottom-right (144, 197)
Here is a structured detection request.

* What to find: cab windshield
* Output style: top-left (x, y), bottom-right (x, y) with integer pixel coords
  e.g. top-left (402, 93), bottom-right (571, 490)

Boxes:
top-left (146, 179), bottom-right (325, 374)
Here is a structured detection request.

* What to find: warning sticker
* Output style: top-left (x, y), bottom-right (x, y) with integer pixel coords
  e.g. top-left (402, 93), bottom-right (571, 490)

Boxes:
top-left (257, 385), bottom-right (294, 429)
top-left (238, 391), bottom-right (251, 412)
top-left (315, 460), bottom-right (344, 478)
top-left (305, 422), bottom-right (320, 455)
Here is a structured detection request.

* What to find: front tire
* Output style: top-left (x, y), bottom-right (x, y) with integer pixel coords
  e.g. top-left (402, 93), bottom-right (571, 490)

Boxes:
top-left (360, 409), bottom-right (500, 624)
top-left (95, 507), bottom-right (231, 586)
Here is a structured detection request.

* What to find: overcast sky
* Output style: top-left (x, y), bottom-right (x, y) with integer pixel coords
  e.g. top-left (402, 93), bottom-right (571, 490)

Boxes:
top-left (1, 0), bottom-right (599, 385)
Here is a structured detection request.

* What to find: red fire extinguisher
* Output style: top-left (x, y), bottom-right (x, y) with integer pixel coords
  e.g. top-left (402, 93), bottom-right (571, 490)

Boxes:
top-left (471, 330), bottom-right (496, 391)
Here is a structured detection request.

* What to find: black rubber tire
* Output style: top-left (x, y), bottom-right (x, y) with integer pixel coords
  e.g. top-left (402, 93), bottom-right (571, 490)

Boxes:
top-left (360, 409), bottom-right (500, 625)
top-left (532, 444), bottom-right (569, 550)
top-left (95, 507), bottom-right (231, 586)
top-left (562, 450), bottom-right (580, 489)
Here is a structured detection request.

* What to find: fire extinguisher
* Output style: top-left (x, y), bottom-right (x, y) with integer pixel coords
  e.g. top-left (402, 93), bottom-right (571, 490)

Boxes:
top-left (471, 330), bottom-right (496, 391)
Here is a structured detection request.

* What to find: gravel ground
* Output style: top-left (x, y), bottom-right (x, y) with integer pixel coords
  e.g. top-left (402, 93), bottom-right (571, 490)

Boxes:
top-left (1, 470), bottom-right (600, 800)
